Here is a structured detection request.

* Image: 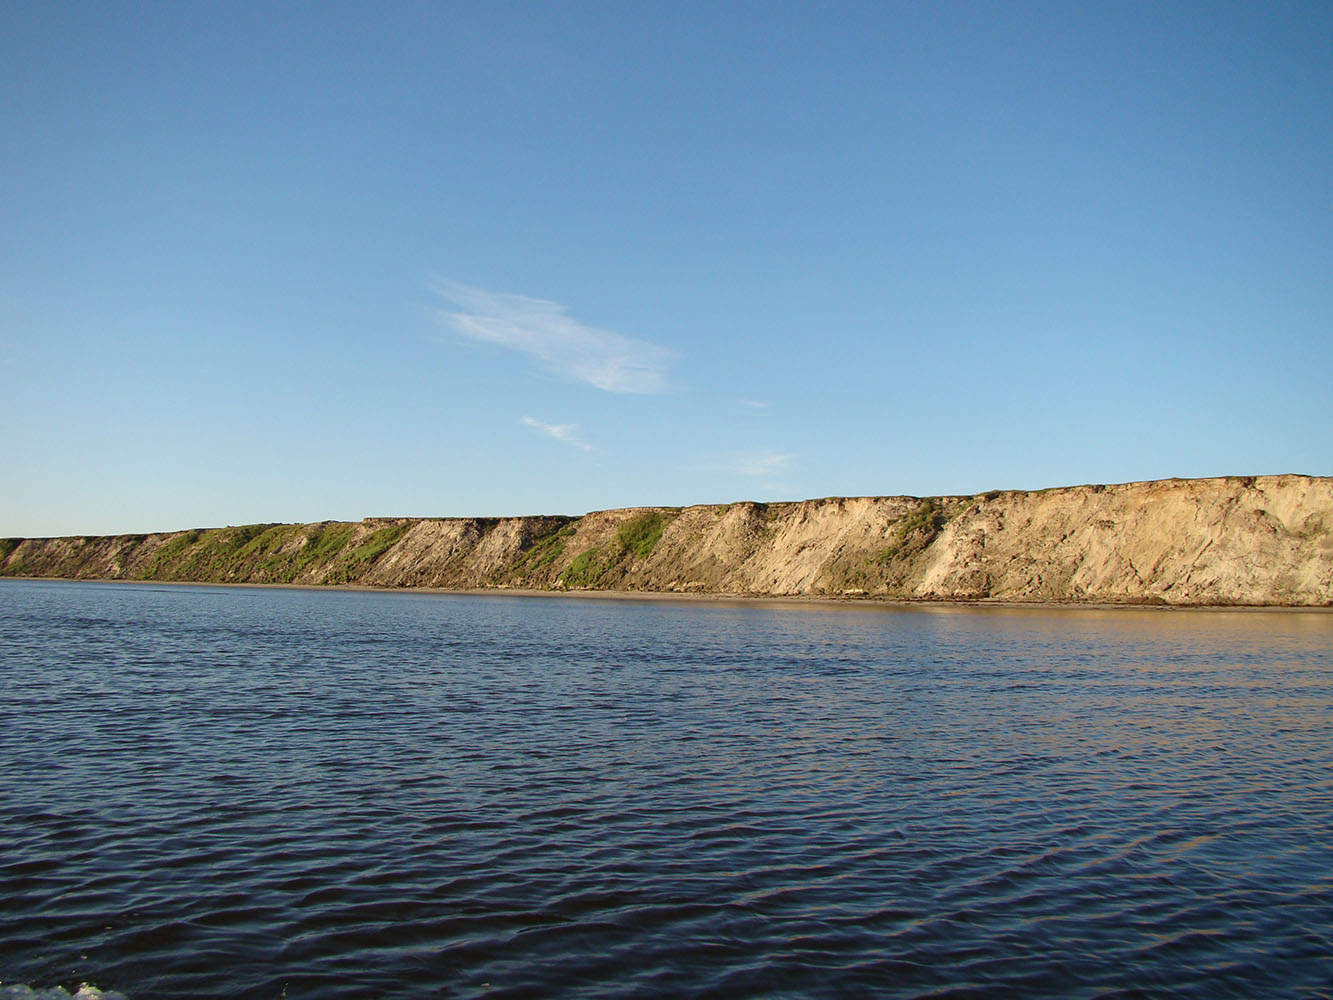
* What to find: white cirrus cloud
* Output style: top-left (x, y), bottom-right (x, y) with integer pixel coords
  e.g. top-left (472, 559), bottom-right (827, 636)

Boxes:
top-left (522, 416), bottom-right (593, 451)
top-left (432, 279), bottom-right (675, 394)
top-left (737, 451), bottom-right (794, 477)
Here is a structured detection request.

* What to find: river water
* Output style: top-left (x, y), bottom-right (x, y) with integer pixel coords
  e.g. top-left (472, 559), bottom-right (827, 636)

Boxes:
top-left (1, 580), bottom-right (1330, 999)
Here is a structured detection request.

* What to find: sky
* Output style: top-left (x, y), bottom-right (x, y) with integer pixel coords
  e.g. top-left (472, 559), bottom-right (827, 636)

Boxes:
top-left (2, 1), bottom-right (1330, 537)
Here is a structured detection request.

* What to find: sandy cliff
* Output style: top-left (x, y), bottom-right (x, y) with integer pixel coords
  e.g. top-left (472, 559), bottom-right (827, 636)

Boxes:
top-left (3, 475), bottom-right (1330, 606)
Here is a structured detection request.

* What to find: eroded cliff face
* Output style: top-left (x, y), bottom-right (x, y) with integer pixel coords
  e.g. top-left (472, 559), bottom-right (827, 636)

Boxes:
top-left (3, 476), bottom-right (1330, 606)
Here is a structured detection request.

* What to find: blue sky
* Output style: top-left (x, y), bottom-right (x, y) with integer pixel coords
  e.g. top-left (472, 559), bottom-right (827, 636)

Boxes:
top-left (3, 1), bottom-right (1329, 536)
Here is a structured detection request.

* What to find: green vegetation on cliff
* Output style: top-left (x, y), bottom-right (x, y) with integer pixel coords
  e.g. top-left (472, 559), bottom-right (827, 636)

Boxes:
top-left (561, 545), bottom-right (616, 588)
top-left (348, 524), bottom-right (410, 566)
top-left (559, 510), bottom-right (679, 589)
top-left (104, 520), bottom-right (416, 585)
top-left (616, 511), bottom-right (672, 559)
top-left (516, 521), bottom-right (579, 575)
top-left (877, 500), bottom-right (949, 563)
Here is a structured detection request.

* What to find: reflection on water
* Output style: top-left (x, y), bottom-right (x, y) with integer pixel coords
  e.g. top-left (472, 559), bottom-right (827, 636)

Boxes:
top-left (1, 581), bottom-right (1331, 999)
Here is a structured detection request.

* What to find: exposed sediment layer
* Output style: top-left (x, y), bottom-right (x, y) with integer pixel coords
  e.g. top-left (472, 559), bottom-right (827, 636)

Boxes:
top-left (3, 475), bottom-right (1331, 606)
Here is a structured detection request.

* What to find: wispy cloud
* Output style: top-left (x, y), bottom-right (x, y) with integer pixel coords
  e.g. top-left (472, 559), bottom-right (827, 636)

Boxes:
top-left (433, 279), bottom-right (675, 394)
top-left (737, 451), bottom-right (794, 477)
top-left (522, 416), bottom-right (593, 451)
top-left (741, 399), bottom-right (770, 411)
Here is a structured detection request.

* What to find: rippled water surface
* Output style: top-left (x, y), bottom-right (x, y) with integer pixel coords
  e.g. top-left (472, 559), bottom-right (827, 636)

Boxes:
top-left (2, 581), bottom-right (1331, 999)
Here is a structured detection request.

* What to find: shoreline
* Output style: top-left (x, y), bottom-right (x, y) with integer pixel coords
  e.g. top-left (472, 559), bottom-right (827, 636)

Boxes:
top-left (4, 575), bottom-right (1329, 613)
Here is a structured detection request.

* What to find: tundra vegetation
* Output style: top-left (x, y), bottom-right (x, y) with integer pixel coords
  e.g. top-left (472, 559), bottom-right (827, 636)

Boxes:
top-left (99, 520), bottom-right (416, 585)
top-left (515, 521), bottom-right (579, 575)
top-left (616, 511), bottom-right (673, 559)
top-left (878, 500), bottom-right (949, 563)
top-left (560, 510), bottom-right (678, 589)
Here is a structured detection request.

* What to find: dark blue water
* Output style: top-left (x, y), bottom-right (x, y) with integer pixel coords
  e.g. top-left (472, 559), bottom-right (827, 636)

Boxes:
top-left (2, 580), bottom-right (1331, 999)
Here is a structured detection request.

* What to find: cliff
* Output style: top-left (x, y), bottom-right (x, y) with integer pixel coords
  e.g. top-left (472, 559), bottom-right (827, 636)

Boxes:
top-left (2, 475), bottom-right (1331, 606)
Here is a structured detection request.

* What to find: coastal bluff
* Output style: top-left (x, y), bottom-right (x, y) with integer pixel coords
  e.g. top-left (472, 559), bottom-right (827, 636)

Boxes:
top-left (3, 475), bottom-right (1330, 606)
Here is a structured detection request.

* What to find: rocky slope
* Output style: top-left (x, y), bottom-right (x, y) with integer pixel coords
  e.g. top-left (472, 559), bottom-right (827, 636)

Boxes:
top-left (3, 475), bottom-right (1330, 606)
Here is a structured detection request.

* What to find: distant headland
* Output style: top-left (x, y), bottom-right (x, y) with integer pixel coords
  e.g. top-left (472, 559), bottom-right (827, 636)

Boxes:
top-left (3, 475), bottom-right (1330, 607)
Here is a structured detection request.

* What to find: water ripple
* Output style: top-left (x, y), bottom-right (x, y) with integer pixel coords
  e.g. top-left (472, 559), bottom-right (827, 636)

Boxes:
top-left (2, 582), bottom-right (1331, 998)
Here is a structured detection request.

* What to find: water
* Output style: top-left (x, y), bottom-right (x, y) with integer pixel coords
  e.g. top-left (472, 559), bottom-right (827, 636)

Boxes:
top-left (2, 580), bottom-right (1331, 999)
